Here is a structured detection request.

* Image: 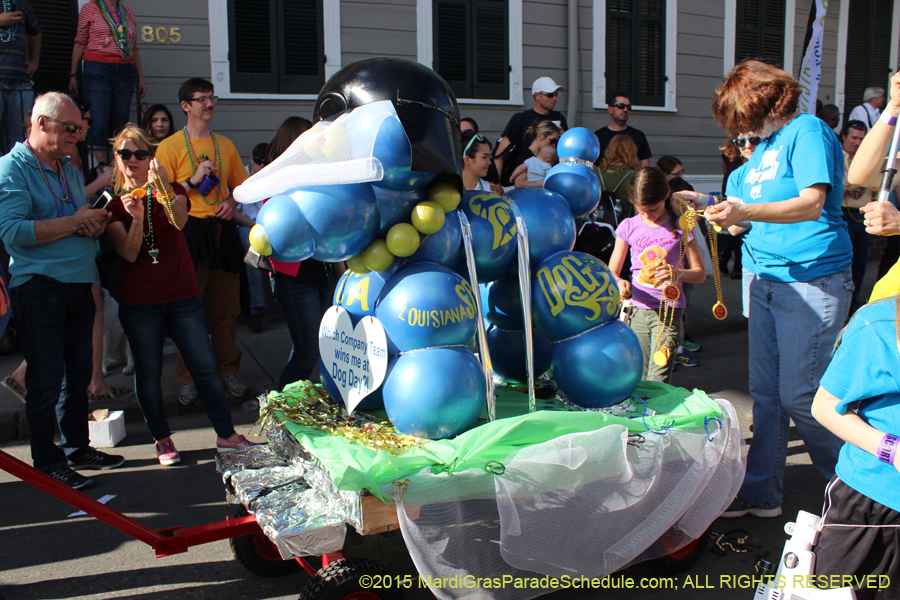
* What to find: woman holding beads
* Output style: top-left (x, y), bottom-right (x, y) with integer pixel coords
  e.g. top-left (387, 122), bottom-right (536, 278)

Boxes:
top-left (104, 125), bottom-right (256, 465)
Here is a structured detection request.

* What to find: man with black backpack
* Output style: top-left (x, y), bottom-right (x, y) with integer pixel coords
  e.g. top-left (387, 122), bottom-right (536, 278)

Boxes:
top-left (493, 77), bottom-right (568, 187)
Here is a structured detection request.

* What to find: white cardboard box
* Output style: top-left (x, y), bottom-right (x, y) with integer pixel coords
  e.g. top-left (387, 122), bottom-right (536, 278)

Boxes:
top-left (89, 410), bottom-right (126, 448)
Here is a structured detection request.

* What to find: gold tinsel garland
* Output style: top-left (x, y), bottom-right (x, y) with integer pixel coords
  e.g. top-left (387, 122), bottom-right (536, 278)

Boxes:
top-left (259, 381), bottom-right (426, 455)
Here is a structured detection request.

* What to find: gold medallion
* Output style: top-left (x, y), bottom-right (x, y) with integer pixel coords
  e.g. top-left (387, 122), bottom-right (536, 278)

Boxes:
top-left (653, 348), bottom-right (671, 366)
top-left (678, 215), bottom-right (693, 233)
top-left (713, 302), bottom-right (728, 320)
top-left (663, 284), bottom-right (680, 302)
top-left (711, 223), bottom-right (723, 233)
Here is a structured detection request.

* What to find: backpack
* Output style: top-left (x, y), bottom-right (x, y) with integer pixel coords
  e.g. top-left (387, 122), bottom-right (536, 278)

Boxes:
top-left (573, 169), bottom-right (632, 264)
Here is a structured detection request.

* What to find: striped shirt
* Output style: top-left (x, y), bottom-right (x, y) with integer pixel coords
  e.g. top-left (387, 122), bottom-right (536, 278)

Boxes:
top-left (74, 1), bottom-right (138, 65)
top-left (0, 0), bottom-right (41, 78)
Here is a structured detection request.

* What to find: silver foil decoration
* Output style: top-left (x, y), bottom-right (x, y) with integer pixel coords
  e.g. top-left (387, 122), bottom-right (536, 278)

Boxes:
top-left (458, 210), bottom-right (496, 422)
top-left (507, 199), bottom-right (536, 413)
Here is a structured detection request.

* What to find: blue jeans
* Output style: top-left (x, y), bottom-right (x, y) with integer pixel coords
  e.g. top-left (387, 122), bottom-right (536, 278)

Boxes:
top-left (841, 208), bottom-right (871, 313)
top-left (739, 268), bottom-right (852, 509)
top-left (11, 278), bottom-right (94, 471)
top-left (273, 271), bottom-right (335, 389)
top-left (0, 75), bottom-right (33, 154)
top-left (81, 61), bottom-right (135, 151)
top-left (238, 225), bottom-right (268, 310)
top-left (118, 298), bottom-right (236, 441)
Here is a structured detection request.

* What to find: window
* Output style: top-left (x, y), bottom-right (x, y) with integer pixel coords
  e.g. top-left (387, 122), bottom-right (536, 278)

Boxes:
top-left (735, 0), bottom-right (785, 66)
top-left (592, 0), bottom-right (676, 111)
top-left (844, 0), bottom-right (893, 110)
top-left (431, 0), bottom-right (509, 101)
top-left (226, 0), bottom-right (324, 94)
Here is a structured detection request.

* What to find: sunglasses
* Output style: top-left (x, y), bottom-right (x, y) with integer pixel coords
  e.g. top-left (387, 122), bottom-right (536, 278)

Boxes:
top-left (464, 133), bottom-right (486, 156)
top-left (610, 103), bottom-right (632, 110)
top-left (732, 136), bottom-right (761, 148)
top-left (188, 95), bottom-right (218, 105)
top-left (251, 156), bottom-right (267, 166)
top-left (116, 148), bottom-right (151, 160)
top-left (43, 116), bottom-right (84, 134)
top-left (540, 92), bottom-right (558, 98)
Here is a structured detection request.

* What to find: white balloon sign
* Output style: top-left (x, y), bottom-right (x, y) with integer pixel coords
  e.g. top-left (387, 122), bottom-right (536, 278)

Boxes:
top-left (318, 306), bottom-right (389, 415)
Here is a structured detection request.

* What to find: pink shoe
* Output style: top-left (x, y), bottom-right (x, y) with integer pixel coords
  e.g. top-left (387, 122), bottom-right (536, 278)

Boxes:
top-left (155, 439), bottom-right (181, 466)
top-left (216, 434), bottom-right (263, 452)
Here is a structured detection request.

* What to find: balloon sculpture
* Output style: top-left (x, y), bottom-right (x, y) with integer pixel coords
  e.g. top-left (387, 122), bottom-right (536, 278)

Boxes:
top-left (235, 59), bottom-right (644, 440)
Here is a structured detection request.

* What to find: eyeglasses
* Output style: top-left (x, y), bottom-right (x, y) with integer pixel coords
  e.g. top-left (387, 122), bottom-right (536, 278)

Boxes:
top-left (547, 137), bottom-right (559, 145)
top-left (540, 92), bottom-right (558, 98)
top-left (732, 136), bottom-right (761, 148)
top-left (188, 95), bottom-right (218, 105)
top-left (251, 156), bottom-right (267, 166)
top-left (464, 133), bottom-right (486, 156)
top-left (671, 169), bottom-right (685, 178)
top-left (610, 103), bottom-right (632, 110)
top-left (43, 116), bottom-right (84, 134)
top-left (116, 148), bottom-right (151, 160)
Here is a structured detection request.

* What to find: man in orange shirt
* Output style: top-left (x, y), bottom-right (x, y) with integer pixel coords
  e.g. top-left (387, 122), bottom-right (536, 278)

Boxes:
top-left (155, 78), bottom-right (249, 403)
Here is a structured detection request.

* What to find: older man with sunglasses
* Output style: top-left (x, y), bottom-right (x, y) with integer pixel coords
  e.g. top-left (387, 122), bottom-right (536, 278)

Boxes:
top-left (0, 92), bottom-right (125, 490)
top-left (595, 93), bottom-right (652, 166)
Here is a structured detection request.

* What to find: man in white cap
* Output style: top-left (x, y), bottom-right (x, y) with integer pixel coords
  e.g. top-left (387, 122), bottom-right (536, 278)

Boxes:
top-left (493, 76), bottom-right (568, 186)
top-left (594, 92), bottom-right (651, 166)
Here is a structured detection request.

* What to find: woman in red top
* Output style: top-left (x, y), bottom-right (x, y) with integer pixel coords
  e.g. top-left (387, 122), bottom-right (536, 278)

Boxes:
top-left (68, 1), bottom-right (146, 166)
top-left (105, 125), bottom-right (257, 466)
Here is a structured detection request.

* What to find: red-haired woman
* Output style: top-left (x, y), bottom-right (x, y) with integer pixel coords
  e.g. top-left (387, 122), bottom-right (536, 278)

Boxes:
top-left (698, 60), bottom-right (853, 518)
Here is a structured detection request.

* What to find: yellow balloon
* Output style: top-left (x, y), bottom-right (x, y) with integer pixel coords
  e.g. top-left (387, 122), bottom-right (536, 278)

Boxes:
top-left (321, 126), bottom-right (351, 162)
top-left (346, 254), bottom-right (371, 274)
top-left (411, 201), bottom-right (445, 235)
top-left (300, 123), bottom-right (328, 159)
top-left (361, 239), bottom-right (394, 272)
top-left (248, 224), bottom-right (272, 256)
top-left (386, 223), bottom-right (421, 257)
top-left (428, 181), bottom-right (461, 213)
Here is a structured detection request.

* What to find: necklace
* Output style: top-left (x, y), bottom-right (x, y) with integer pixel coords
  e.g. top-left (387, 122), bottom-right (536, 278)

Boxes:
top-left (651, 221), bottom-right (687, 368)
top-left (25, 140), bottom-right (74, 218)
top-left (97, 1), bottom-right (134, 61)
top-left (675, 195), bottom-right (727, 321)
top-left (0, 0), bottom-right (18, 42)
top-left (123, 185), bottom-right (159, 263)
top-left (182, 127), bottom-right (221, 206)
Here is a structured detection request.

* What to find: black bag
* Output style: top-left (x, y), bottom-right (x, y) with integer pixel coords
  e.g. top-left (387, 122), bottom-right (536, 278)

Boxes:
top-left (574, 170), bottom-right (632, 263)
top-left (496, 113), bottom-right (525, 187)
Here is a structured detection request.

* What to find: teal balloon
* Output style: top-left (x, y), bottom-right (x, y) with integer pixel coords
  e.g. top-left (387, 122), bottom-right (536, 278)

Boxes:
top-left (383, 347), bottom-right (485, 439)
top-left (374, 187), bottom-right (423, 236)
top-left (543, 162), bottom-right (600, 219)
top-left (285, 184), bottom-right (379, 262)
top-left (460, 191), bottom-right (518, 282)
top-left (334, 270), bottom-right (389, 325)
top-left (485, 268), bottom-right (524, 330)
top-left (256, 195), bottom-right (316, 262)
top-left (371, 115), bottom-right (438, 191)
top-left (406, 207), bottom-right (462, 268)
top-left (532, 251), bottom-right (620, 341)
top-left (375, 263), bottom-right (478, 353)
top-left (505, 188), bottom-right (576, 270)
top-left (487, 326), bottom-right (551, 383)
top-left (318, 356), bottom-right (384, 411)
top-left (556, 127), bottom-right (600, 163)
top-left (550, 320), bottom-right (642, 408)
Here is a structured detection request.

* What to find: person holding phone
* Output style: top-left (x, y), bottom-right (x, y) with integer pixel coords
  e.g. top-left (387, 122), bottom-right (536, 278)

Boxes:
top-left (104, 124), bottom-right (259, 466)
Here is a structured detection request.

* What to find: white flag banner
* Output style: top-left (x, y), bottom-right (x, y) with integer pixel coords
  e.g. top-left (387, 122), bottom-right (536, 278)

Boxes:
top-left (798, 0), bottom-right (829, 114)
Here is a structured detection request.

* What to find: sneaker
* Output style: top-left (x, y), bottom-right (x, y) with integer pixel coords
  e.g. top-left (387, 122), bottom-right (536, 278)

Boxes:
top-left (178, 382), bottom-right (198, 405)
top-left (68, 447), bottom-right (125, 471)
top-left (155, 439), bottom-right (181, 466)
top-left (721, 497), bottom-right (782, 518)
top-left (216, 434), bottom-right (263, 452)
top-left (46, 464), bottom-right (92, 490)
top-left (674, 347), bottom-right (698, 367)
top-left (221, 374), bottom-right (249, 397)
top-left (680, 338), bottom-right (701, 352)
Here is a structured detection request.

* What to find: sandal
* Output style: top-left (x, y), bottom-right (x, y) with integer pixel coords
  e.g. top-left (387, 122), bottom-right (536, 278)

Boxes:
top-left (1, 374), bottom-right (25, 404)
top-left (88, 386), bottom-right (135, 403)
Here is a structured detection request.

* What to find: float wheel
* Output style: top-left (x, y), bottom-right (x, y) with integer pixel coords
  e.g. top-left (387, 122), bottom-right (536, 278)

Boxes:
top-left (299, 558), bottom-right (403, 600)
top-left (646, 528), bottom-right (709, 576)
top-left (229, 504), bottom-right (303, 578)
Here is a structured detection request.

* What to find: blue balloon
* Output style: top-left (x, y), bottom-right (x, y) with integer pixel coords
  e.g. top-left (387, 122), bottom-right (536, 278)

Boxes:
top-left (406, 207), bottom-right (462, 269)
top-left (374, 187), bottom-right (423, 236)
top-left (256, 195), bottom-right (316, 263)
top-left (486, 268), bottom-right (524, 330)
top-left (550, 320), bottom-right (643, 408)
top-left (318, 356), bottom-right (384, 411)
top-left (334, 270), bottom-right (389, 325)
top-left (487, 326), bottom-right (552, 383)
top-left (371, 115), bottom-right (438, 191)
top-left (284, 184), bottom-right (379, 262)
top-left (376, 263), bottom-right (478, 353)
top-left (543, 162), bottom-right (600, 219)
top-left (556, 127), bottom-right (600, 163)
top-left (505, 188), bottom-right (576, 270)
top-left (460, 191), bottom-right (518, 283)
top-left (383, 347), bottom-right (485, 439)
top-left (532, 251), bottom-right (620, 341)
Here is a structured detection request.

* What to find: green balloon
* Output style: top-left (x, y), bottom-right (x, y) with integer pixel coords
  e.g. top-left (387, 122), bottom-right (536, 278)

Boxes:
top-left (411, 201), bottom-right (445, 235)
top-left (346, 254), bottom-right (370, 274)
top-left (386, 223), bottom-right (421, 257)
top-left (361, 239), bottom-right (394, 272)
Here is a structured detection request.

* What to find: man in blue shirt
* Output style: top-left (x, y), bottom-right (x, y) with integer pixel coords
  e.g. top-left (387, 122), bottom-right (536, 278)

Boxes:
top-left (0, 92), bottom-right (123, 490)
top-left (0, 1), bottom-right (40, 154)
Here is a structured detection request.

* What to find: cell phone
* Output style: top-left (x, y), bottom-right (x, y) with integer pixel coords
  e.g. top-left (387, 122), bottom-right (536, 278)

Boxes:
top-left (92, 191), bottom-right (113, 210)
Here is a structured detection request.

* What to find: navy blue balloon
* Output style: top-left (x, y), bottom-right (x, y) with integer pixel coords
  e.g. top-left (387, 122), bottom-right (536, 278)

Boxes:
top-left (256, 195), bottom-right (316, 262)
top-left (460, 191), bottom-right (518, 283)
top-left (532, 251), bottom-right (620, 341)
top-left (371, 115), bottom-right (438, 191)
top-left (318, 356), bottom-right (384, 411)
top-left (374, 187), bottom-right (423, 236)
top-left (383, 347), bottom-right (485, 439)
top-left (406, 207), bottom-right (462, 268)
top-left (487, 326), bottom-right (552, 383)
top-left (485, 268), bottom-right (524, 330)
top-left (285, 184), bottom-right (379, 262)
top-left (543, 162), bottom-right (600, 219)
top-left (505, 188), bottom-right (576, 270)
top-left (556, 127), bottom-right (600, 163)
top-left (550, 320), bottom-right (643, 408)
top-left (334, 270), bottom-right (389, 325)
top-left (375, 263), bottom-right (478, 352)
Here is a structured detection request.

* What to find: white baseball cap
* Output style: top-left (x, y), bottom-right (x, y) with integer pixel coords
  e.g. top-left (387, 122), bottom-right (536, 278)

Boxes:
top-left (532, 77), bottom-right (563, 96)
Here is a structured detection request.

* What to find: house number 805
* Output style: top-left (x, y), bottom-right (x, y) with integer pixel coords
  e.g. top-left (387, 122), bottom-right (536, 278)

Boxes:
top-left (141, 26), bottom-right (182, 44)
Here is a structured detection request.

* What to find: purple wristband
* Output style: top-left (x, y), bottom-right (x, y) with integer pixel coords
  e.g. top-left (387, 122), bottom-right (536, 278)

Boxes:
top-left (877, 433), bottom-right (898, 465)
top-left (879, 112), bottom-right (897, 126)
